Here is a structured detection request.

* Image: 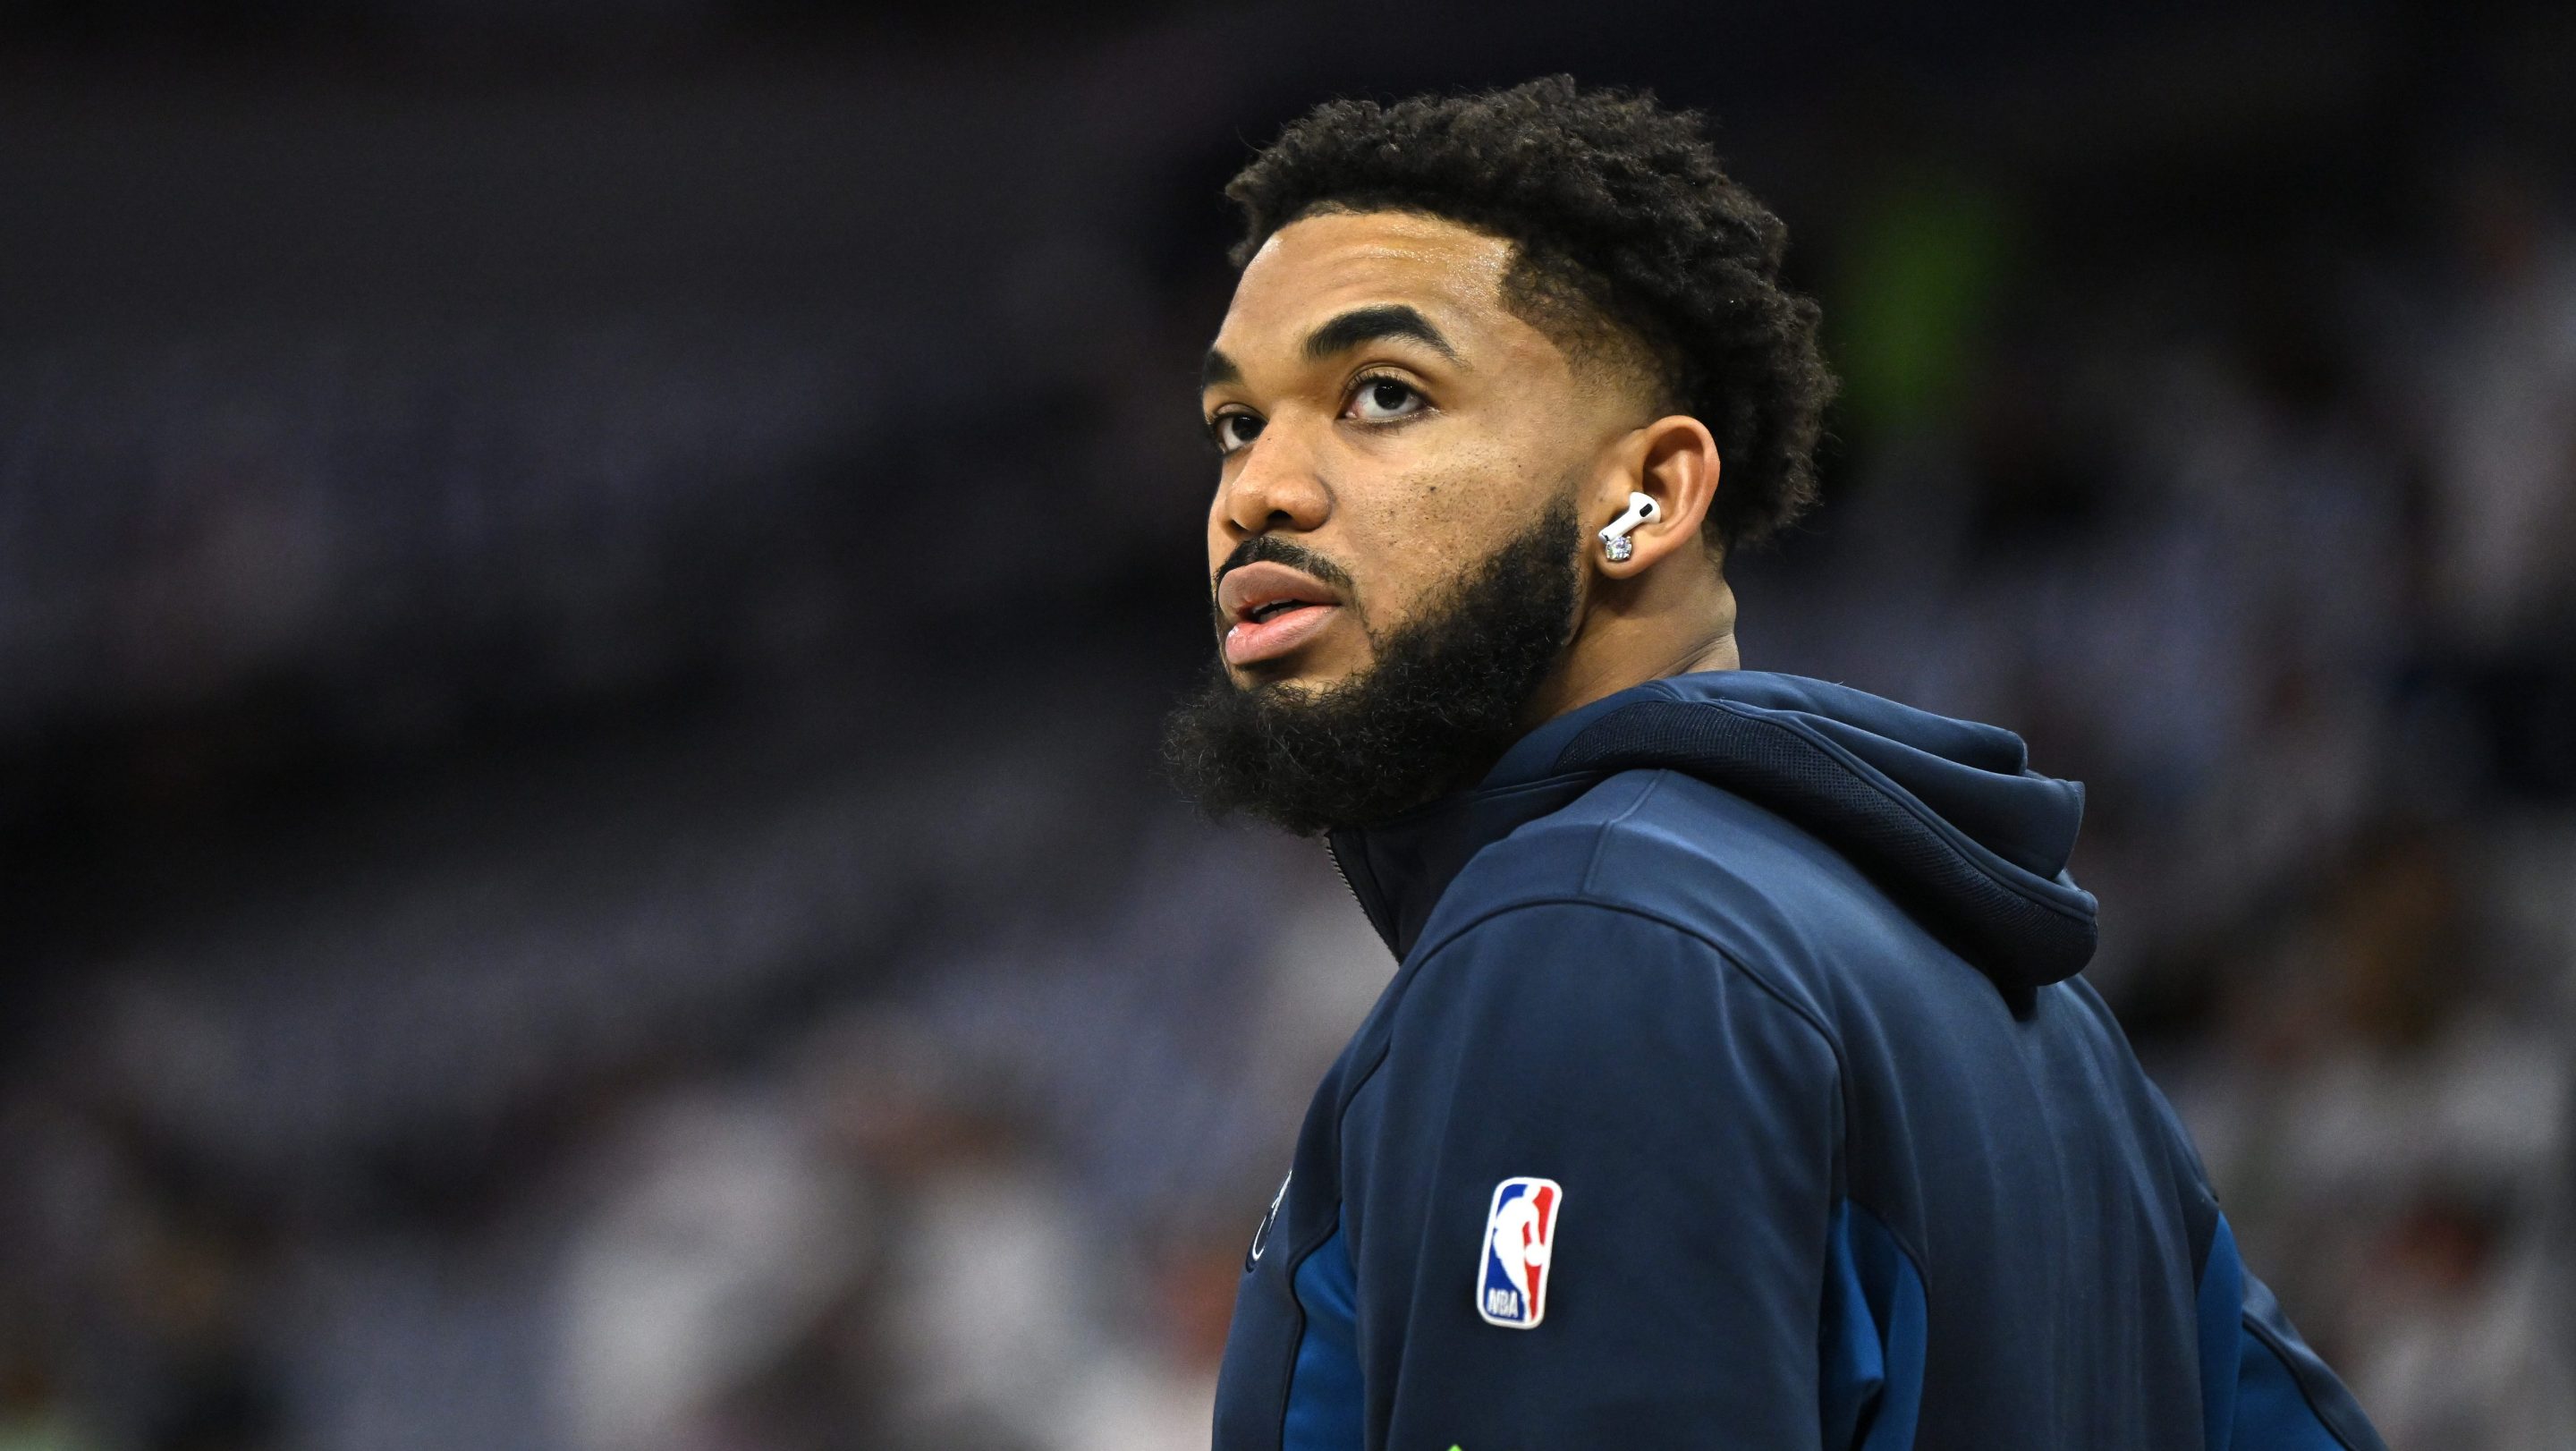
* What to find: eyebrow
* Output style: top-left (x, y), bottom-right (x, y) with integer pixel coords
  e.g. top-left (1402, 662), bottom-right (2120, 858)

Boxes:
top-left (1198, 302), bottom-right (1462, 395)
top-left (1301, 303), bottom-right (1461, 366)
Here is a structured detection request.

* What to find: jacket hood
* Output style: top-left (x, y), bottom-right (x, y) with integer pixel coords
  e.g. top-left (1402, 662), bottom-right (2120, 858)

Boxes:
top-left (1326, 670), bottom-right (2099, 991)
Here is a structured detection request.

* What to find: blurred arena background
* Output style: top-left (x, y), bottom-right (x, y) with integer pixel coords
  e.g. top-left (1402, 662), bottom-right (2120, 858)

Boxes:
top-left (3, 2), bottom-right (2572, 1447)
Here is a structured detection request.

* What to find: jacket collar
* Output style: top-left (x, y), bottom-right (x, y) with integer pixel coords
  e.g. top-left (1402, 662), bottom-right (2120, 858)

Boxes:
top-left (1326, 669), bottom-right (2101, 990)
top-left (1324, 684), bottom-right (1647, 959)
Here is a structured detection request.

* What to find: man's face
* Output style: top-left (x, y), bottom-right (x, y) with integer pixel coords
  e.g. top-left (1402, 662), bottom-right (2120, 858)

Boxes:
top-left (1197, 210), bottom-right (1638, 692)
top-left (1164, 209), bottom-right (1657, 836)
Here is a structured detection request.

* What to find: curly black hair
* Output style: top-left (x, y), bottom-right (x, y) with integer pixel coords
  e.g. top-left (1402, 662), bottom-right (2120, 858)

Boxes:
top-left (1225, 76), bottom-right (1835, 552)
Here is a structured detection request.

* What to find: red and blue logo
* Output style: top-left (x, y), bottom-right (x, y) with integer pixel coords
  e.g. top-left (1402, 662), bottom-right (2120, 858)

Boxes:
top-left (1477, 1176), bottom-right (1562, 1328)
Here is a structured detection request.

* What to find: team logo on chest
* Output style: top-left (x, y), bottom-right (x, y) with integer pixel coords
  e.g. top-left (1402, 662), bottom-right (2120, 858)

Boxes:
top-left (1476, 1176), bottom-right (1562, 1328)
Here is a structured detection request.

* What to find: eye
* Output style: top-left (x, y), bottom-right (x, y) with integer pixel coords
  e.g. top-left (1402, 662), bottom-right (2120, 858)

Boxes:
top-left (1345, 375), bottom-right (1427, 423)
top-left (1208, 410), bottom-right (1266, 456)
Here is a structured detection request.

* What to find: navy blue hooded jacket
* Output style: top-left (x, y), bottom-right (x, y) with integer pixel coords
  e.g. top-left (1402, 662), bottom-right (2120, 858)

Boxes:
top-left (1212, 670), bottom-right (2387, 1451)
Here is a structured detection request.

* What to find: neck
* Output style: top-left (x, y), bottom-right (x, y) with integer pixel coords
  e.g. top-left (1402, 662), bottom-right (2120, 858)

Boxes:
top-left (1521, 570), bottom-right (1740, 726)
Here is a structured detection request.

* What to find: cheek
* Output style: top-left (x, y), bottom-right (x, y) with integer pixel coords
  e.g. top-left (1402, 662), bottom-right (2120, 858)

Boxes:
top-left (1360, 439), bottom-right (1552, 611)
top-left (1204, 492), bottom-right (1230, 565)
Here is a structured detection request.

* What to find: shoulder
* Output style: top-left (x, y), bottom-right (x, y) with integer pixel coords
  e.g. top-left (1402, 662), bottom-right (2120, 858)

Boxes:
top-left (1354, 895), bottom-right (1844, 1189)
top-left (1414, 767), bottom-right (1922, 1020)
top-left (1391, 887), bottom-right (1841, 1088)
top-left (1436, 768), bottom-right (1891, 923)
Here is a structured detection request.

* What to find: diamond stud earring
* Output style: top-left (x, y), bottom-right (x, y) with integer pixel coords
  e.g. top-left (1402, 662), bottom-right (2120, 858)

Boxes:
top-left (1597, 491), bottom-right (1658, 564)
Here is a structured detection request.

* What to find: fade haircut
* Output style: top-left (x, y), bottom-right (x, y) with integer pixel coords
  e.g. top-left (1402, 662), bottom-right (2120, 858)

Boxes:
top-left (1225, 75), bottom-right (1837, 551)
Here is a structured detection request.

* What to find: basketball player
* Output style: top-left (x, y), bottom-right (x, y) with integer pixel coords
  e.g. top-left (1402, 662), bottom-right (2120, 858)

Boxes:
top-left (1165, 78), bottom-right (2387, 1451)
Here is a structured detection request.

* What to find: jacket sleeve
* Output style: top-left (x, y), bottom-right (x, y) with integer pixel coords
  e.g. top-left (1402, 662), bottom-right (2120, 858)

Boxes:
top-left (2201, 1211), bottom-right (2392, 1451)
top-left (2146, 1073), bottom-right (2391, 1451)
top-left (1346, 900), bottom-right (1841, 1449)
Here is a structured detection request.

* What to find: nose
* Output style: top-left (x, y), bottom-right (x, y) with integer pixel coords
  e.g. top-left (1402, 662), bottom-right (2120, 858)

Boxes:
top-left (1215, 414), bottom-right (1332, 540)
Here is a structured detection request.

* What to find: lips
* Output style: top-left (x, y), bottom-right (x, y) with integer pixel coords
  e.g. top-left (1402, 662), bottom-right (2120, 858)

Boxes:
top-left (1217, 560), bottom-right (1344, 667)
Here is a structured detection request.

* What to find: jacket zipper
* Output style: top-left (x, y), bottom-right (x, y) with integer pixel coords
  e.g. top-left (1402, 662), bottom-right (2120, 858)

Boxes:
top-left (1326, 839), bottom-right (1362, 907)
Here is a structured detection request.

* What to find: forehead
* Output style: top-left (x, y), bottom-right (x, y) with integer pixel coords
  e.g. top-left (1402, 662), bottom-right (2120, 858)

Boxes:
top-left (1214, 209), bottom-right (1528, 361)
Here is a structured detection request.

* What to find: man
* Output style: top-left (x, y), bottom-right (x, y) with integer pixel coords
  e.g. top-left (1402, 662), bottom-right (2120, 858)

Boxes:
top-left (1165, 78), bottom-right (2387, 1451)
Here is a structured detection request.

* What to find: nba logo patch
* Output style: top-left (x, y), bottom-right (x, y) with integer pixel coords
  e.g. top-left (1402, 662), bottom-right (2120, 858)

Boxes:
top-left (1476, 1176), bottom-right (1562, 1328)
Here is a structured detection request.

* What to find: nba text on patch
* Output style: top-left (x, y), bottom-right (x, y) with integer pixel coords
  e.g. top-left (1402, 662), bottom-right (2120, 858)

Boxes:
top-left (1477, 1176), bottom-right (1561, 1328)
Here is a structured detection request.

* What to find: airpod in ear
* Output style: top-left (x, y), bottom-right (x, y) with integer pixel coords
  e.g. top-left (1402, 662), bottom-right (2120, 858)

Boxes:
top-left (1597, 491), bottom-right (1659, 563)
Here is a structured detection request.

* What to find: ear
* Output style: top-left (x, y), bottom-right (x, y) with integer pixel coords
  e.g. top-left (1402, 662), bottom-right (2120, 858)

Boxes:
top-left (1587, 414), bottom-right (1721, 581)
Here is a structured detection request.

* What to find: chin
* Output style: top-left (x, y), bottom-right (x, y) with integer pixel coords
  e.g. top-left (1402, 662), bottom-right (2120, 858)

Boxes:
top-left (1233, 664), bottom-right (1337, 697)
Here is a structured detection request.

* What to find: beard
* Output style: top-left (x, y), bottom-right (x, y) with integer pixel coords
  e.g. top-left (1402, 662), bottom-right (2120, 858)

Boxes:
top-left (1162, 495), bottom-right (1584, 836)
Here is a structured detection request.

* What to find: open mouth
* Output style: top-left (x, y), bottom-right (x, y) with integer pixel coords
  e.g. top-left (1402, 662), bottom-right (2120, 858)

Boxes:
top-left (1217, 560), bottom-right (1346, 667)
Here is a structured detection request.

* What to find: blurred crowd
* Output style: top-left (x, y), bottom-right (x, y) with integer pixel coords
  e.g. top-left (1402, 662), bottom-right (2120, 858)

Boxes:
top-left (3, 4), bottom-right (2572, 1449)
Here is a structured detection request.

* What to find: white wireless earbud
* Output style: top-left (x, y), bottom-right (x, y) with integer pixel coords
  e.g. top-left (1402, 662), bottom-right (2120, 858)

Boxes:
top-left (1597, 492), bottom-right (1660, 563)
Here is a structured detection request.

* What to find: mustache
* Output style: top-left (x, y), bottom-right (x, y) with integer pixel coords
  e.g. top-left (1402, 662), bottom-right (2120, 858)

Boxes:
top-left (1209, 536), bottom-right (1359, 631)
